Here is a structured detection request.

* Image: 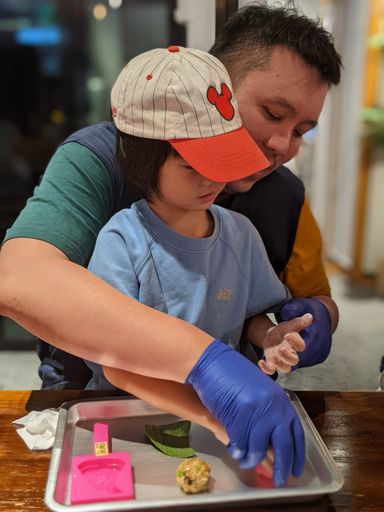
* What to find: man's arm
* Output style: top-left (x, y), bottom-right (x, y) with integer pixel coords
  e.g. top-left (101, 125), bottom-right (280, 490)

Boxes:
top-left (314, 295), bottom-right (338, 332)
top-left (280, 198), bottom-right (339, 331)
top-left (0, 140), bottom-right (212, 380)
top-left (244, 199), bottom-right (338, 368)
top-left (0, 238), bottom-right (212, 382)
top-left (0, 238), bottom-right (303, 486)
top-left (103, 366), bottom-right (228, 444)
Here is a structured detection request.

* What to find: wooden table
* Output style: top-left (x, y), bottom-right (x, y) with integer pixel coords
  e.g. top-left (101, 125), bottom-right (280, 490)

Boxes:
top-left (0, 390), bottom-right (383, 511)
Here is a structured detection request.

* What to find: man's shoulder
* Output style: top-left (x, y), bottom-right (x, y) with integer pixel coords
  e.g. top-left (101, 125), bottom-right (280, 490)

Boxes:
top-left (256, 166), bottom-right (304, 195)
top-left (219, 166), bottom-right (306, 274)
top-left (220, 166), bottom-right (305, 213)
top-left (62, 121), bottom-right (116, 147)
top-left (60, 121), bottom-right (127, 211)
top-left (227, 166), bottom-right (305, 211)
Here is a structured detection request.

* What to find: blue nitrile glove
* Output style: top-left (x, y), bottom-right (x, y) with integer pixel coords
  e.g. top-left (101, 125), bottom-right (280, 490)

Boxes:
top-left (280, 297), bottom-right (332, 368)
top-left (186, 339), bottom-right (305, 487)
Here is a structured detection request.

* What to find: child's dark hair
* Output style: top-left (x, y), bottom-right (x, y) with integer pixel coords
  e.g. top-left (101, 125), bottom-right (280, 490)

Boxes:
top-left (116, 130), bottom-right (177, 199)
top-left (210, 2), bottom-right (342, 87)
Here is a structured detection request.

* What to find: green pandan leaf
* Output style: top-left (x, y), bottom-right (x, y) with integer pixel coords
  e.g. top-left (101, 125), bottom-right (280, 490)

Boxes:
top-left (144, 420), bottom-right (196, 458)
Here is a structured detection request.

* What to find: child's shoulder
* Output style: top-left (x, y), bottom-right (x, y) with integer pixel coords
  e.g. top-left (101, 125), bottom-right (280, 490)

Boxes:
top-left (104, 203), bottom-right (140, 228)
top-left (99, 200), bottom-right (150, 244)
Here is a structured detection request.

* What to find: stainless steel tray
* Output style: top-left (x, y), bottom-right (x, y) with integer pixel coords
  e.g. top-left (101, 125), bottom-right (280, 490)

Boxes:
top-left (45, 392), bottom-right (343, 511)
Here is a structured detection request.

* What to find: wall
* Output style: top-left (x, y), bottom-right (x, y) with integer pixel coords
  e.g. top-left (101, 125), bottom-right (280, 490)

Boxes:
top-left (175, 0), bottom-right (215, 51)
top-left (296, 1), bottom-right (369, 272)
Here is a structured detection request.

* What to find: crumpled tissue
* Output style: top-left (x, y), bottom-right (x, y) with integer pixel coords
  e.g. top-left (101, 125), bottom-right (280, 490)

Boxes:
top-left (12, 409), bottom-right (59, 450)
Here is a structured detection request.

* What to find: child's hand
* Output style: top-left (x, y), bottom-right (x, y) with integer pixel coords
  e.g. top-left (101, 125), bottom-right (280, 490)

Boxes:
top-left (258, 313), bottom-right (313, 375)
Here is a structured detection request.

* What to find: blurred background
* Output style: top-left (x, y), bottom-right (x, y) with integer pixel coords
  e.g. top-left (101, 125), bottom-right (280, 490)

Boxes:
top-left (0, 0), bottom-right (383, 390)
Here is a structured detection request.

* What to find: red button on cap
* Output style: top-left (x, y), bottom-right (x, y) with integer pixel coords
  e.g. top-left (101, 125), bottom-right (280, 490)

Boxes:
top-left (168, 45), bottom-right (180, 53)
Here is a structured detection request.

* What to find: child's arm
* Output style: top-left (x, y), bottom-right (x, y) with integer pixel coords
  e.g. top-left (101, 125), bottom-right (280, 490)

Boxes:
top-left (103, 365), bottom-right (275, 477)
top-left (243, 313), bottom-right (312, 374)
top-left (103, 365), bottom-right (229, 445)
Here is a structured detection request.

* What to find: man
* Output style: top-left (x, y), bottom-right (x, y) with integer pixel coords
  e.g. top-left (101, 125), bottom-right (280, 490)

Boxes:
top-left (210, 4), bottom-right (341, 366)
top-left (0, 4), bottom-right (341, 485)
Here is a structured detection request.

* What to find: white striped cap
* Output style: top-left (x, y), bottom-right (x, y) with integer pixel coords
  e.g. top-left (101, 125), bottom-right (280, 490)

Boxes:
top-left (111, 46), bottom-right (269, 183)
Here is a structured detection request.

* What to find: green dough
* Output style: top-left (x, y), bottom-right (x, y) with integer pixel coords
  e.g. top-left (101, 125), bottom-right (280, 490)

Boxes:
top-left (144, 420), bottom-right (196, 458)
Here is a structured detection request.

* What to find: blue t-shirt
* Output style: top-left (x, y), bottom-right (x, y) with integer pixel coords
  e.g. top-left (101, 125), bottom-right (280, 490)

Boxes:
top-left (86, 199), bottom-right (290, 389)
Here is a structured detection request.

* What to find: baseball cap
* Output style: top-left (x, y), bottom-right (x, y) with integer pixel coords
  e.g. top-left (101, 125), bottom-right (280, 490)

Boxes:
top-left (111, 46), bottom-right (269, 183)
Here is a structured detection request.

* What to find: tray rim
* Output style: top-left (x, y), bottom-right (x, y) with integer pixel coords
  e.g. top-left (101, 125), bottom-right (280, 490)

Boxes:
top-left (44, 391), bottom-right (344, 511)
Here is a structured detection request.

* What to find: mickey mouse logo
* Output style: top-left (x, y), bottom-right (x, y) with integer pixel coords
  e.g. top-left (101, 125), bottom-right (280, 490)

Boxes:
top-left (207, 83), bottom-right (235, 121)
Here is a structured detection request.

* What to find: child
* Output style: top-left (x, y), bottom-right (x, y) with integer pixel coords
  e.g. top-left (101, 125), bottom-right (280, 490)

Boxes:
top-left (85, 46), bottom-right (310, 442)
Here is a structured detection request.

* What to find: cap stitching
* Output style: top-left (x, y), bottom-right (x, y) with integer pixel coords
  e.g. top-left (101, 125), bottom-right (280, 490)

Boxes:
top-left (150, 59), bottom-right (172, 139)
top-left (164, 75), bottom-right (173, 139)
top-left (140, 55), bottom-right (170, 138)
top-left (173, 69), bottom-right (199, 138)
top-left (115, 64), bottom-right (132, 133)
top-left (129, 56), bottom-right (157, 134)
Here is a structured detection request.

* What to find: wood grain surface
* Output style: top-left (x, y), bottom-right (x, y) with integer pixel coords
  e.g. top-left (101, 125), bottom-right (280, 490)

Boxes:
top-left (0, 390), bottom-right (383, 511)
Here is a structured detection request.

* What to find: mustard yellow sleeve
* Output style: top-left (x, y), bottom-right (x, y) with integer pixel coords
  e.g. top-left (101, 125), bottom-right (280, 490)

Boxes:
top-left (280, 198), bottom-right (331, 297)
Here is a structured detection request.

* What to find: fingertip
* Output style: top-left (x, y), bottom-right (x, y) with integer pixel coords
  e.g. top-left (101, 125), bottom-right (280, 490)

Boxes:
top-left (274, 474), bottom-right (286, 488)
top-left (258, 360), bottom-right (276, 375)
top-left (302, 313), bottom-right (313, 325)
top-left (292, 458), bottom-right (305, 478)
top-left (292, 418), bottom-right (306, 477)
top-left (273, 450), bottom-right (288, 487)
top-left (258, 360), bottom-right (267, 374)
top-left (292, 450), bottom-right (305, 477)
top-left (271, 424), bottom-right (294, 488)
top-left (238, 450), bottom-right (265, 469)
top-left (228, 444), bottom-right (246, 461)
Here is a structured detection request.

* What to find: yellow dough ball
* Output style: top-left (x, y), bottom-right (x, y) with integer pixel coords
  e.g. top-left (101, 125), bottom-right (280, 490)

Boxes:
top-left (176, 457), bottom-right (211, 494)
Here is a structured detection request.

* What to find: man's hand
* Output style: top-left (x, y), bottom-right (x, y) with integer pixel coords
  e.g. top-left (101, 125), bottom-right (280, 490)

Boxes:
top-left (280, 297), bottom-right (332, 368)
top-left (186, 339), bottom-right (305, 487)
top-left (259, 314), bottom-right (312, 375)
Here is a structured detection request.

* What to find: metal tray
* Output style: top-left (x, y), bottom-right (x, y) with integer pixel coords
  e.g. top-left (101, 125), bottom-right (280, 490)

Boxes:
top-left (45, 392), bottom-right (343, 511)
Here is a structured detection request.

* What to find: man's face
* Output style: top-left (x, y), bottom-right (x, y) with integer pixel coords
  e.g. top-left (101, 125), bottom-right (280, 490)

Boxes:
top-left (226, 46), bottom-right (329, 194)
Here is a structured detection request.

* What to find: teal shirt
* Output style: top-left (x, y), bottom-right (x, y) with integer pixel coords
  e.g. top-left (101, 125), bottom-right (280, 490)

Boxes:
top-left (3, 143), bottom-right (114, 265)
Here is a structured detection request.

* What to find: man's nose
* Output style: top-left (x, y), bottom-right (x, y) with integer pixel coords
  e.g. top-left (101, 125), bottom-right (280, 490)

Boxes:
top-left (264, 131), bottom-right (293, 156)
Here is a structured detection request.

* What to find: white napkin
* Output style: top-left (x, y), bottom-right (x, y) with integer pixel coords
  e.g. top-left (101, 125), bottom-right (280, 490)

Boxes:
top-left (12, 409), bottom-right (59, 450)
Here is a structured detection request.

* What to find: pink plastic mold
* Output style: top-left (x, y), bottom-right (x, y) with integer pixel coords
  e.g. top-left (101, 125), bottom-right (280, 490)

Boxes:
top-left (70, 422), bottom-right (134, 505)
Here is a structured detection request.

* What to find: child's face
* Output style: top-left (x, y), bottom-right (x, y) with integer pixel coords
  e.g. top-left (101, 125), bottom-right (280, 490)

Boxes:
top-left (151, 154), bottom-right (225, 212)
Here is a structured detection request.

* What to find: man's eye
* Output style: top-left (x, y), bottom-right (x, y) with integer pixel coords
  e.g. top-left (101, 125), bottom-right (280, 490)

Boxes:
top-left (264, 108), bottom-right (281, 121)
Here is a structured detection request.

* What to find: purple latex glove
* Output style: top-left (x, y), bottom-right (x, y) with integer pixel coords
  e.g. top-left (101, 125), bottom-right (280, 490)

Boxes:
top-left (186, 339), bottom-right (305, 487)
top-left (280, 297), bottom-right (332, 368)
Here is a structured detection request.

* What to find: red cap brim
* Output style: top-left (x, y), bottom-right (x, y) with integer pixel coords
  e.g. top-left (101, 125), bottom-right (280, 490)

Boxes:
top-left (169, 127), bottom-right (269, 183)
